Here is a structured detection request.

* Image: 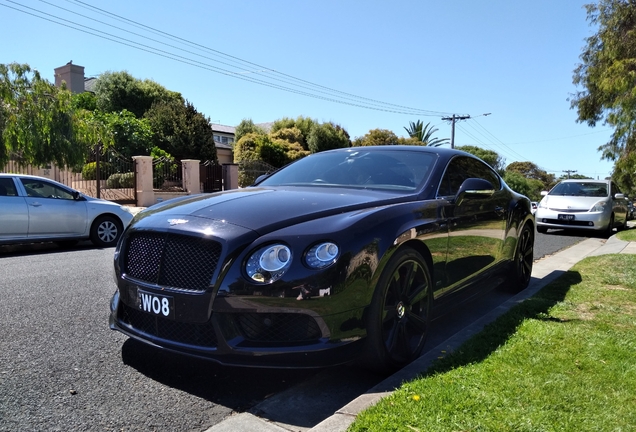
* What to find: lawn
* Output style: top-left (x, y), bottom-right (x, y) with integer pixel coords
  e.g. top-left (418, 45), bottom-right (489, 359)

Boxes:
top-left (349, 254), bottom-right (636, 432)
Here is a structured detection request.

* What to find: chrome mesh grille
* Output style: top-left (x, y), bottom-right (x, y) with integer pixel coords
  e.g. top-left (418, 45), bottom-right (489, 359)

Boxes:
top-left (124, 232), bottom-right (222, 292)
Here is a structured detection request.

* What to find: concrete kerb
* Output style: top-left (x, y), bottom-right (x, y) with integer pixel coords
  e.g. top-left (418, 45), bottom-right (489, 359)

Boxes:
top-left (202, 233), bottom-right (636, 432)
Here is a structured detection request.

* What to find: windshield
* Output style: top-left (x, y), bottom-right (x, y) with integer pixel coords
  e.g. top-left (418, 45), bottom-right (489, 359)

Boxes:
top-left (257, 149), bottom-right (436, 192)
top-left (549, 181), bottom-right (608, 197)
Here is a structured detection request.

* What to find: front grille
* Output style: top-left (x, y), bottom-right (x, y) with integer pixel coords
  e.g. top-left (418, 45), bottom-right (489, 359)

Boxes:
top-left (124, 232), bottom-right (222, 292)
top-left (118, 302), bottom-right (218, 347)
top-left (234, 313), bottom-right (322, 343)
top-left (548, 208), bottom-right (588, 213)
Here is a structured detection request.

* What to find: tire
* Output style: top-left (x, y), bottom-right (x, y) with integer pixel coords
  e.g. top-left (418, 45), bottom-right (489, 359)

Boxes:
top-left (362, 248), bottom-right (433, 373)
top-left (605, 214), bottom-right (615, 239)
top-left (536, 226), bottom-right (548, 234)
top-left (90, 215), bottom-right (123, 247)
top-left (504, 223), bottom-right (534, 293)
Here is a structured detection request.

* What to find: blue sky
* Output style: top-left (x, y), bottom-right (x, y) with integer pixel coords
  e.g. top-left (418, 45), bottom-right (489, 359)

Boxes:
top-left (1, 0), bottom-right (615, 180)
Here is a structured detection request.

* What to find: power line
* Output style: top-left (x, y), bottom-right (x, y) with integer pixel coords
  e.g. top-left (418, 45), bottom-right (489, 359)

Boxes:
top-left (1, 0), bottom-right (455, 117)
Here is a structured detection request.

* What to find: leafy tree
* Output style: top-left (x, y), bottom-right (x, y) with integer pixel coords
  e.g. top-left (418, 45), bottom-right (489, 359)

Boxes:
top-left (270, 116), bottom-right (317, 150)
top-left (234, 118), bottom-right (267, 143)
top-left (506, 161), bottom-right (556, 190)
top-left (100, 110), bottom-right (153, 158)
top-left (94, 71), bottom-right (182, 118)
top-left (307, 122), bottom-right (351, 153)
top-left (571, 0), bottom-right (636, 190)
top-left (0, 63), bottom-right (90, 167)
top-left (144, 100), bottom-right (216, 162)
top-left (352, 129), bottom-right (400, 146)
top-left (457, 145), bottom-right (506, 174)
top-left (503, 171), bottom-right (545, 200)
top-left (71, 91), bottom-right (98, 111)
top-left (404, 120), bottom-right (449, 146)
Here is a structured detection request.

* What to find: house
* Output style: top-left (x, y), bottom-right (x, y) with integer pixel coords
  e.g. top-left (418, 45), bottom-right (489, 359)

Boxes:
top-left (54, 62), bottom-right (236, 164)
top-left (211, 124), bottom-right (235, 164)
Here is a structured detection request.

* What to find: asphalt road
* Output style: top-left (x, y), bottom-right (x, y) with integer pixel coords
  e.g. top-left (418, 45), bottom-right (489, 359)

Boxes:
top-left (0, 230), bottom-right (587, 431)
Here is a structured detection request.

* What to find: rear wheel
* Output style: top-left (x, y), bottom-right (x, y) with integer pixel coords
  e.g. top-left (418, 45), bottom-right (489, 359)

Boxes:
top-left (504, 223), bottom-right (533, 293)
top-left (90, 215), bottom-right (122, 247)
top-left (362, 248), bottom-right (432, 373)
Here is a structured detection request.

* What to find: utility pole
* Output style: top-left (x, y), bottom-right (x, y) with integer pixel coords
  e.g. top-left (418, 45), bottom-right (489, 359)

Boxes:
top-left (441, 114), bottom-right (471, 149)
top-left (563, 170), bottom-right (577, 179)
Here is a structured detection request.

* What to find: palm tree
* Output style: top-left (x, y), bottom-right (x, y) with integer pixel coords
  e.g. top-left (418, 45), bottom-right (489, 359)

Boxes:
top-left (404, 120), bottom-right (449, 147)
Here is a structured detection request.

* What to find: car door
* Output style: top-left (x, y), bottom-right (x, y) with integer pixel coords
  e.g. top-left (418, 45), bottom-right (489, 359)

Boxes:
top-left (0, 177), bottom-right (29, 240)
top-left (436, 156), bottom-right (507, 294)
top-left (19, 177), bottom-right (88, 238)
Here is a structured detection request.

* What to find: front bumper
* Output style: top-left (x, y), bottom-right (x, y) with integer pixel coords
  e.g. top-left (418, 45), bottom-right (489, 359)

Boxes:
top-left (535, 208), bottom-right (610, 231)
top-left (109, 290), bottom-right (365, 368)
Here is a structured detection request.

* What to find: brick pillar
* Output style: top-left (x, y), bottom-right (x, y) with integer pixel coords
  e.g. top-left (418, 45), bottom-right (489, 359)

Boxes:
top-left (181, 159), bottom-right (201, 194)
top-left (133, 156), bottom-right (154, 207)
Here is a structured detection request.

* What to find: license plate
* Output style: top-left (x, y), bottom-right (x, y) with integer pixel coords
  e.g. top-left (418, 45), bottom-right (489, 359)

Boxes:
top-left (558, 214), bottom-right (575, 221)
top-left (137, 289), bottom-right (174, 319)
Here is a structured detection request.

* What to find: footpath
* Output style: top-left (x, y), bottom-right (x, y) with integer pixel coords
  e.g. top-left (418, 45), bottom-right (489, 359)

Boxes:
top-left (207, 233), bottom-right (636, 432)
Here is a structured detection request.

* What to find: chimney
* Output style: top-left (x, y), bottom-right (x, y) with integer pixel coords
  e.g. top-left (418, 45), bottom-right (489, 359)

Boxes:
top-left (54, 62), bottom-right (86, 93)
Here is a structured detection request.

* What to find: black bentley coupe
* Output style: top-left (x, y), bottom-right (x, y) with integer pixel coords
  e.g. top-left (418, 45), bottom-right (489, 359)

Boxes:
top-left (109, 146), bottom-right (534, 371)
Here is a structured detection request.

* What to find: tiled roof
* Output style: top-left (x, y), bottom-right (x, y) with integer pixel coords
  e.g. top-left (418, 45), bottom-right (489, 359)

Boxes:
top-left (212, 124), bottom-right (235, 134)
top-left (84, 77), bottom-right (97, 93)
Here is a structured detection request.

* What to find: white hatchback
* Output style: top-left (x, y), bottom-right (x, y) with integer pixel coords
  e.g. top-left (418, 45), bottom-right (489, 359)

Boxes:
top-left (535, 179), bottom-right (628, 236)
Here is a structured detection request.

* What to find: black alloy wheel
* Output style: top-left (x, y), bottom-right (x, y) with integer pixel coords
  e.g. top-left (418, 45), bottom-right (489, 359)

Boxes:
top-left (506, 223), bottom-right (534, 293)
top-left (363, 248), bottom-right (432, 373)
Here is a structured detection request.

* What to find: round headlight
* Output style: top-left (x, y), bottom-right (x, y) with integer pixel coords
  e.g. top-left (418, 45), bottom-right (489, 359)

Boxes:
top-left (246, 244), bottom-right (292, 283)
top-left (305, 242), bottom-right (339, 269)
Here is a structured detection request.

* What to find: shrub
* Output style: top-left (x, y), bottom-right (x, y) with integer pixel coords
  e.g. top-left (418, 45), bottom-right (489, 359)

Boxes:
top-left (82, 161), bottom-right (111, 180)
top-left (106, 172), bottom-right (135, 188)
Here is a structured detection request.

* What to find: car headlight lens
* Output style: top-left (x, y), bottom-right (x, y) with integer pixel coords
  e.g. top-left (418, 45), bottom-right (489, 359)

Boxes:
top-left (590, 200), bottom-right (607, 212)
top-left (246, 244), bottom-right (292, 283)
top-left (305, 242), bottom-right (339, 269)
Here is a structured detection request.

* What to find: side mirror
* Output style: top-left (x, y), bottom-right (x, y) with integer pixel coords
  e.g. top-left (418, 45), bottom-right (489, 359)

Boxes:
top-left (252, 173), bottom-right (270, 185)
top-left (73, 191), bottom-right (81, 200)
top-left (455, 178), bottom-right (494, 206)
top-left (614, 193), bottom-right (625, 199)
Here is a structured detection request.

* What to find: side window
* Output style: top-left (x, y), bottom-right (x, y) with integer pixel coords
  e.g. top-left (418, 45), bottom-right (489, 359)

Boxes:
top-left (19, 179), bottom-right (74, 200)
top-left (438, 156), bottom-right (501, 197)
top-left (0, 178), bottom-right (18, 196)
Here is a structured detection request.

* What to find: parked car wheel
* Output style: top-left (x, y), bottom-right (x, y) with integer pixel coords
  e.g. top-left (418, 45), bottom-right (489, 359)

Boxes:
top-left (362, 248), bottom-right (432, 372)
top-left (605, 214), bottom-right (615, 239)
top-left (90, 215), bottom-right (123, 247)
top-left (504, 223), bottom-right (534, 293)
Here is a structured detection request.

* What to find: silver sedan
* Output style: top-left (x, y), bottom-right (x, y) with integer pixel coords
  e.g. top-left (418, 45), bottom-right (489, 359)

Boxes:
top-left (0, 174), bottom-right (134, 247)
top-left (535, 179), bottom-right (628, 236)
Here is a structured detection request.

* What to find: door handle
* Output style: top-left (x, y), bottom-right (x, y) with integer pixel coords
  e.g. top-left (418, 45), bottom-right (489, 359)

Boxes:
top-left (29, 202), bottom-right (42, 207)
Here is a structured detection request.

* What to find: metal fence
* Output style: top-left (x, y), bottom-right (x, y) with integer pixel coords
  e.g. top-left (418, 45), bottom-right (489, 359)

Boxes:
top-left (200, 160), bottom-right (223, 192)
top-left (153, 157), bottom-right (183, 191)
top-left (238, 160), bottom-right (277, 187)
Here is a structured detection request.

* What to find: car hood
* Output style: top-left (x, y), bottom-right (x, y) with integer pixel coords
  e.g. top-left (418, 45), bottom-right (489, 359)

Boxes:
top-left (542, 195), bottom-right (607, 210)
top-left (135, 187), bottom-right (411, 234)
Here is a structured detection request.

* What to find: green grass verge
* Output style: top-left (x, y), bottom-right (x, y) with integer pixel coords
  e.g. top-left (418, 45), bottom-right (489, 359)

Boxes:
top-left (617, 227), bottom-right (636, 242)
top-left (349, 254), bottom-right (636, 432)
